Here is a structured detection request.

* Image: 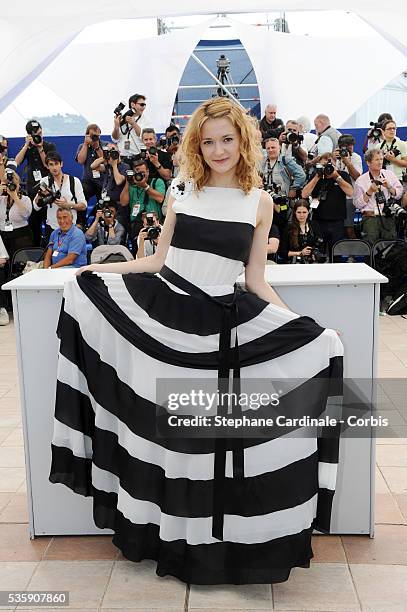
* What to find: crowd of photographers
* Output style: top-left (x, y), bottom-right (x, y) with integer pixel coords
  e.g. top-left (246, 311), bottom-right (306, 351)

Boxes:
top-left (0, 95), bottom-right (407, 324)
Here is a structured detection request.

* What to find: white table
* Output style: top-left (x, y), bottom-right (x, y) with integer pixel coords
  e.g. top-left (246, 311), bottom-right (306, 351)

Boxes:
top-left (3, 264), bottom-right (387, 537)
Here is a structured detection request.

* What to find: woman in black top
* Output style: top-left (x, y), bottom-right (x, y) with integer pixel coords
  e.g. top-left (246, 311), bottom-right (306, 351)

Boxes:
top-left (280, 199), bottom-right (323, 263)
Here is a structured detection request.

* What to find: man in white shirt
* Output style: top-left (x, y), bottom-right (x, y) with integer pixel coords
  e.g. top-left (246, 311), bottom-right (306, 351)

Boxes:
top-left (33, 151), bottom-right (87, 242)
top-left (112, 93), bottom-right (152, 158)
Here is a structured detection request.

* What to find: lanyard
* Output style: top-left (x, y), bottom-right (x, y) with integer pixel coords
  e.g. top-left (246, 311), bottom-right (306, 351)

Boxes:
top-left (380, 138), bottom-right (396, 152)
top-left (266, 159), bottom-right (277, 184)
top-left (5, 196), bottom-right (12, 223)
top-left (57, 230), bottom-right (69, 250)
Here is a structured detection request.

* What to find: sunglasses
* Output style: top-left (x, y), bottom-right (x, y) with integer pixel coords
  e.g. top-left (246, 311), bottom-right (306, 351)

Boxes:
top-left (137, 102), bottom-right (146, 107)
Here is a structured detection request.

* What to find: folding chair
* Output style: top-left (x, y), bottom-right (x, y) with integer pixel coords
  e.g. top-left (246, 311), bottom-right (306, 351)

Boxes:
top-left (90, 245), bottom-right (134, 264)
top-left (9, 247), bottom-right (46, 280)
top-left (332, 239), bottom-right (372, 266)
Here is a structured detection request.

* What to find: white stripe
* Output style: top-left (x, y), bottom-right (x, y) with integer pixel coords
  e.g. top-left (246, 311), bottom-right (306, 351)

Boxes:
top-left (165, 246), bottom-right (244, 288)
top-left (318, 462), bottom-right (338, 491)
top-left (92, 464), bottom-right (317, 545)
top-left (52, 420), bottom-right (93, 460)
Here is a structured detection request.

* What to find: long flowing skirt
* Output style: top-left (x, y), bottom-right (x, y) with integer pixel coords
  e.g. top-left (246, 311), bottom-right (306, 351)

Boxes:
top-left (50, 271), bottom-right (343, 584)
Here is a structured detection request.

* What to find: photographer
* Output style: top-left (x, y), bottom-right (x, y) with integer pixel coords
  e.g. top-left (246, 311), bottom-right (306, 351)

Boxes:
top-left (33, 152), bottom-right (86, 242)
top-left (15, 120), bottom-right (56, 245)
top-left (279, 200), bottom-right (324, 263)
top-left (141, 129), bottom-right (172, 181)
top-left (363, 113), bottom-right (393, 152)
top-left (44, 208), bottom-right (87, 269)
top-left (354, 149), bottom-right (404, 243)
top-left (137, 211), bottom-right (162, 258)
top-left (85, 202), bottom-right (125, 247)
top-left (333, 134), bottom-right (363, 239)
top-left (261, 137), bottom-right (306, 232)
top-left (259, 104), bottom-right (284, 142)
top-left (306, 114), bottom-right (341, 175)
top-left (370, 120), bottom-right (407, 182)
top-left (279, 120), bottom-right (307, 166)
top-left (0, 235), bottom-right (9, 325)
top-left (302, 152), bottom-right (353, 255)
top-left (75, 124), bottom-right (109, 213)
top-left (89, 143), bottom-right (128, 204)
top-left (111, 94), bottom-right (151, 157)
top-left (0, 164), bottom-right (33, 259)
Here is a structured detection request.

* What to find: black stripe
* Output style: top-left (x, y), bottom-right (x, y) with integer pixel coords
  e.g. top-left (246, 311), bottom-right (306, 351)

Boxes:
top-left (122, 272), bottom-right (268, 335)
top-left (75, 273), bottom-right (326, 369)
top-left (49, 444), bottom-right (92, 497)
top-left (90, 427), bottom-right (319, 517)
top-left (56, 328), bottom-right (343, 454)
top-left (171, 213), bottom-right (254, 263)
top-left (314, 488), bottom-right (335, 533)
top-left (55, 382), bottom-right (95, 437)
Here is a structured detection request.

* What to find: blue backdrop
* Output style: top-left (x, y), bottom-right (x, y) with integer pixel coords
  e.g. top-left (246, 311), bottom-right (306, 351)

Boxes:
top-left (6, 127), bottom-right (407, 181)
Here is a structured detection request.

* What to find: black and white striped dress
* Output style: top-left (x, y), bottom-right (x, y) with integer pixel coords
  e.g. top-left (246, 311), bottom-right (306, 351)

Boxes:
top-left (50, 184), bottom-right (343, 585)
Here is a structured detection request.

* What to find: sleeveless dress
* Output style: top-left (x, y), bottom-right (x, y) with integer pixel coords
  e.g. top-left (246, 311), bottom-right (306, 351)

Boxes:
top-left (50, 184), bottom-right (343, 585)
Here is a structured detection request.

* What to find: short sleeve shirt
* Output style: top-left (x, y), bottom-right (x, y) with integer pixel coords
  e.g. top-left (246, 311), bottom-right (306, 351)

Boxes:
top-left (48, 225), bottom-right (87, 267)
top-left (75, 140), bottom-right (109, 182)
top-left (128, 178), bottom-right (166, 222)
top-left (23, 140), bottom-right (56, 194)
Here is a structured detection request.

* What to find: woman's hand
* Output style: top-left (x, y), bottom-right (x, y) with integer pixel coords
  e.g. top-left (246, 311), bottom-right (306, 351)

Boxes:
top-left (75, 264), bottom-right (101, 276)
top-left (301, 247), bottom-right (312, 256)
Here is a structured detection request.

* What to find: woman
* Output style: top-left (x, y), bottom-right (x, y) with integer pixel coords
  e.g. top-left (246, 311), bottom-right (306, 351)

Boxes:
top-left (375, 120), bottom-right (407, 181)
top-left (50, 98), bottom-right (343, 585)
top-left (0, 170), bottom-right (33, 260)
top-left (280, 199), bottom-right (323, 263)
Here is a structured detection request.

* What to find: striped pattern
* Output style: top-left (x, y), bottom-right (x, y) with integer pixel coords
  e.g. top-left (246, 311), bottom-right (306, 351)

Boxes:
top-left (50, 184), bottom-right (344, 585)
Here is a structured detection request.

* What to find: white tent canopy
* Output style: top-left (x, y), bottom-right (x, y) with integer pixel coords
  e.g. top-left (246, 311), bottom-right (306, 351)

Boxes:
top-left (1, 3), bottom-right (406, 134)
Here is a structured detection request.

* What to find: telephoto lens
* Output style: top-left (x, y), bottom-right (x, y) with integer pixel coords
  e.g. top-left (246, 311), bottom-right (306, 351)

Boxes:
top-left (148, 146), bottom-right (157, 155)
top-left (90, 134), bottom-right (99, 142)
top-left (324, 162), bottom-right (335, 176)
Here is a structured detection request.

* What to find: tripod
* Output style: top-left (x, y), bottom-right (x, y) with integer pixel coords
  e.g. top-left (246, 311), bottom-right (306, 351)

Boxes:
top-left (214, 54), bottom-right (239, 99)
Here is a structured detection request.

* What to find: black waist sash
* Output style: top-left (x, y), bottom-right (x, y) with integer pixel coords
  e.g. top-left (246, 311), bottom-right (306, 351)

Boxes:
top-left (159, 265), bottom-right (244, 541)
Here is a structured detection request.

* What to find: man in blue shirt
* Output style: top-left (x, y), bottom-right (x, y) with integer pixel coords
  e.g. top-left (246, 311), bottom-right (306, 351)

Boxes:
top-left (44, 209), bottom-right (87, 269)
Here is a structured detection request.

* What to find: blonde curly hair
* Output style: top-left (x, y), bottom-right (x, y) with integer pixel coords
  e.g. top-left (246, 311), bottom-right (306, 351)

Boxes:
top-left (179, 97), bottom-right (262, 194)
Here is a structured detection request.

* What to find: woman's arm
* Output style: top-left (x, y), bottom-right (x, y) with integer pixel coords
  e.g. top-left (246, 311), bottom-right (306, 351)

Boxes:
top-left (244, 191), bottom-right (289, 309)
top-left (76, 196), bottom-right (177, 275)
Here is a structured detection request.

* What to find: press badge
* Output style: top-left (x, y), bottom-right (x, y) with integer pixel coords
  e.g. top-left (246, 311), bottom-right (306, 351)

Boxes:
top-left (310, 198), bottom-right (320, 209)
top-left (124, 140), bottom-right (131, 151)
top-left (52, 250), bottom-right (59, 257)
top-left (132, 203), bottom-right (140, 217)
top-left (92, 170), bottom-right (101, 179)
top-left (33, 170), bottom-right (43, 182)
top-left (4, 221), bottom-right (13, 232)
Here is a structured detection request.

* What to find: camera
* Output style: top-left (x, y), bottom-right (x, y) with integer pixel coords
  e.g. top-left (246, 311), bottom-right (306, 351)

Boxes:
top-left (324, 162), bottom-right (335, 176)
top-left (134, 171), bottom-right (145, 182)
top-left (382, 198), bottom-right (407, 218)
top-left (264, 183), bottom-right (289, 210)
top-left (121, 109), bottom-right (135, 126)
top-left (339, 147), bottom-right (349, 158)
top-left (36, 181), bottom-right (61, 208)
top-left (114, 101), bottom-right (126, 116)
top-left (296, 238), bottom-right (327, 264)
top-left (133, 147), bottom-right (147, 162)
top-left (368, 121), bottom-right (382, 141)
top-left (160, 134), bottom-right (180, 149)
top-left (90, 134), bottom-right (99, 143)
top-left (382, 146), bottom-right (401, 168)
top-left (102, 147), bottom-right (119, 161)
top-left (26, 121), bottom-right (42, 145)
top-left (147, 214), bottom-right (161, 240)
top-left (148, 146), bottom-right (157, 156)
top-left (286, 131), bottom-right (304, 145)
top-left (374, 188), bottom-right (387, 207)
top-left (5, 168), bottom-right (17, 192)
top-left (125, 170), bottom-right (135, 184)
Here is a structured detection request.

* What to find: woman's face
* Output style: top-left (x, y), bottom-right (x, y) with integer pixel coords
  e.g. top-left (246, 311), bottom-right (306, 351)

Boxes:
top-left (382, 122), bottom-right (397, 140)
top-left (200, 117), bottom-right (241, 176)
top-left (295, 206), bottom-right (309, 223)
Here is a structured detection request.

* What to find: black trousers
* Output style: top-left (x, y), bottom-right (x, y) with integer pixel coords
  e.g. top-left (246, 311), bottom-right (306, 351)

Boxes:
top-left (82, 179), bottom-right (103, 226)
top-left (316, 219), bottom-right (345, 259)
